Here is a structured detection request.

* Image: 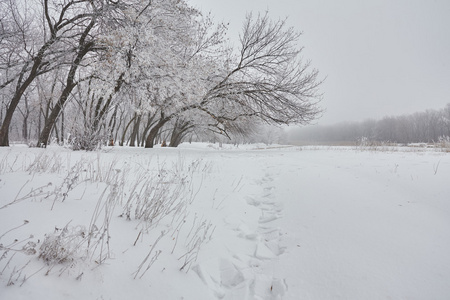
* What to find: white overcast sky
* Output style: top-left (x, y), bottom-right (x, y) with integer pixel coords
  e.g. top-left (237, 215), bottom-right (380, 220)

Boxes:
top-left (187, 0), bottom-right (450, 125)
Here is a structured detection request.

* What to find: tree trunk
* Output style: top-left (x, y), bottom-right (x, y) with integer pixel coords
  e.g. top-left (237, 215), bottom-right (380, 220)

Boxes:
top-left (92, 73), bottom-right (125, 131)
top-left (140, 113), bottom-right (157, 147)
top-left (53, 122), bottom-right (60, 144)
top-left (144, 116), bottom-right (169, 148)
top-left (37, 82), bottom-right (75, 146)
top-left (37, 20), bottom-right (95, 147)
top-left (129, 114), bottom-right (141, 147)
top-left (169, 119), bottom-right (194, 147)
top-left (0, 64), bottom-right (33, 146)
top-left (61, 110), bottom-right (64, 143)
top-left (120, 115), bottom-right (136, 146)
top-left (108, 105), bottom-right (119, 143)
top-left (169, 131), bottom-right (183, 147)
top-left (0, 9), bottom-right (64, 147)
top-left (22, 115), bottom-right (28, 142)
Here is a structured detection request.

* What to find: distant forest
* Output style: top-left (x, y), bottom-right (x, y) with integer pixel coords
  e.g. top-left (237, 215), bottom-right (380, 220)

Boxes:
top-left (289, 103), bottom-right (450, 145)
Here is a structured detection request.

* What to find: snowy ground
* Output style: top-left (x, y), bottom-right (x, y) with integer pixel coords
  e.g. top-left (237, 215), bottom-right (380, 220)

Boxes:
top-left (1, 143), bottom-right (449, 299)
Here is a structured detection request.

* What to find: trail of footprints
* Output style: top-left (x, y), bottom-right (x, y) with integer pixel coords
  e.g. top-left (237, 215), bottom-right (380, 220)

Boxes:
top-left (250, 176), bottom-right (285, 261)
top-left (195, 168), bottom-right (288, 299)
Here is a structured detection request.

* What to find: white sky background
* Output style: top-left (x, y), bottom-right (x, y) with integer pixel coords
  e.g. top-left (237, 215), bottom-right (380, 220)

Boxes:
top-left (187, 0), bottom-right (450, 125)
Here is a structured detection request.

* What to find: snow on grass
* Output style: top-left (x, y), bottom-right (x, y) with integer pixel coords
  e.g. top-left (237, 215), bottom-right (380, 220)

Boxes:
top-left (1, 143), bottom-right (449, 299)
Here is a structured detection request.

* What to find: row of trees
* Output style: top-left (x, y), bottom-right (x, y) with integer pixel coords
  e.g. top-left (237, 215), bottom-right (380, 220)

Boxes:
top-left (1, 0), bottom-right (322, 149)
top-left (289, 103), bottom-right (450, 144)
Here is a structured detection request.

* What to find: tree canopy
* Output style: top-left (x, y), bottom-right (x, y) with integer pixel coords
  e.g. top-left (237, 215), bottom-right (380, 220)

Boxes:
top-left (0, 0), bottom-right (323, 149)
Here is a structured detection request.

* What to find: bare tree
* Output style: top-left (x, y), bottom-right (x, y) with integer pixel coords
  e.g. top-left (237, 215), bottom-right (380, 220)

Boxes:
top-left (195, 13), bottom-right (323, 133)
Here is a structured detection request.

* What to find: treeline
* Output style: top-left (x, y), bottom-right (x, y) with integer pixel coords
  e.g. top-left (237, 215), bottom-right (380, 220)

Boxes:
top-left (289, 103), bottom-right (450, 144)
top-left (0, 0), bottom-right (322, 150)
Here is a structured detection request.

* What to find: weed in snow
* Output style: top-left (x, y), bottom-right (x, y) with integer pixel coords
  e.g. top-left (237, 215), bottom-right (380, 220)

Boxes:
top-left (0, 150), bottom-right (213, 286)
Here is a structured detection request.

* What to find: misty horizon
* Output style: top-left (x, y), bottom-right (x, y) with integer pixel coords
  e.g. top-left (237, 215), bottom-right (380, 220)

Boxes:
top-left (188, 0), bottom-right (450, 125)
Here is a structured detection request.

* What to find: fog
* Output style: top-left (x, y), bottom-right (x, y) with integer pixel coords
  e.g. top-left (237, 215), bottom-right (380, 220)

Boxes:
top-left (188, 0), bottom-right (450, 125)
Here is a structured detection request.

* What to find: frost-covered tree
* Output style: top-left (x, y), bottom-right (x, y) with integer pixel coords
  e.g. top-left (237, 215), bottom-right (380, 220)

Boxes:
top-left (136, 12), bottom-right (323, 147)
top-left (0, 0), bottom-right (128, 146)
top-left (83, 0), bottom-right (228, 148)
top-left (0, 0), bottom-right (40, 146)
top-left (1, 1), bottom-right (323, 148)
top-left (35, 0), bottom-right (134, 147)
top-left (138, 12), bottom-right (323, 147)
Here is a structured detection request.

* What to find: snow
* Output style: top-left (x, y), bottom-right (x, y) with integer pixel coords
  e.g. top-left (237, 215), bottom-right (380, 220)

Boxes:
top-left (1, 143), bottom-right (449, 299)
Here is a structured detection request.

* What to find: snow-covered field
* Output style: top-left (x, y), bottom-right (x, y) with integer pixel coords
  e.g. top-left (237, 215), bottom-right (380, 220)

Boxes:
top-left (1, 143), bottom-right (449, 300)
